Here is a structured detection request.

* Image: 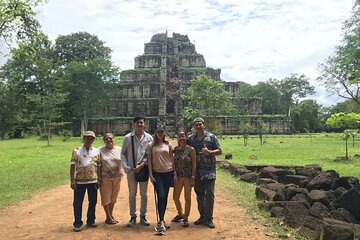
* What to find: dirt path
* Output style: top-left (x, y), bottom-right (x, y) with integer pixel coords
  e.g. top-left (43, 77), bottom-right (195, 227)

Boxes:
top-left (0, 177), bottom-right (277, 240)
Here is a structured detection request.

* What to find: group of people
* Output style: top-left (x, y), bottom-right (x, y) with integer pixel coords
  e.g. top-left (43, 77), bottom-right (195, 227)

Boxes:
top-left (69, 115), bottom-right (222, 235)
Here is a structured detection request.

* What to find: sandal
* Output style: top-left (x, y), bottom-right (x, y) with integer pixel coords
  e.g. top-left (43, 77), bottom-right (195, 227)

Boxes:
top-left (105, 219), bottom-right (117, 225)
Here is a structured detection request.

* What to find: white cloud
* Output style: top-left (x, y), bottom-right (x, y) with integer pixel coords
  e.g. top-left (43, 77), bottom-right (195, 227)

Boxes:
top-left (36, 0), bottom-right (354, 106)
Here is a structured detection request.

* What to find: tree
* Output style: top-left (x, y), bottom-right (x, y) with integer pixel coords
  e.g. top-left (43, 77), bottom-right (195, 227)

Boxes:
top-left (53, 32), bottom-right (112, 65)
top-left (0, 80), bottom-right (19, 139)
top-left (0, 0), bottom-right (43, 51)
top-left (182, 75), bottom-right (233, 133)
top-left (291, 99), bottom-right (322, 133)
top-left (252, 81), bottom-right (281, 114)
top-left (271, 74), bottom-right (315, 114)
top-left (241, 123), bottom-right (251, 146)
top-left (318, 1), bottom-right (360, 105)
top-left (63, 58), bottom-right (120, 132)
top-left (5, 32), bottom-right (67, 145)
top-left (326, 112), bottom-right (360, 160)
top-left (53, 32), bottom-right (119, 133)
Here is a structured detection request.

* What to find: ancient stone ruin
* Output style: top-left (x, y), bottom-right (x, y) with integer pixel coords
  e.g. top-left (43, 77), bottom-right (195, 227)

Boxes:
top-left (87, 32), bottom-right (290, 135)
top-left (218, 161), bottom-right (360, 240)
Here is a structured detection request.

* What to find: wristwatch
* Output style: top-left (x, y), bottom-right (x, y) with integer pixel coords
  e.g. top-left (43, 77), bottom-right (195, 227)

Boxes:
top-left (210, 150), bottom-right (213, 156)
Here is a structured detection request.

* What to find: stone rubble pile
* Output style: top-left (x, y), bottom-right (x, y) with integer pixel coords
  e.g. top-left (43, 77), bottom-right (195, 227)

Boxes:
top-left (218, 161), bottom-right (360, 240)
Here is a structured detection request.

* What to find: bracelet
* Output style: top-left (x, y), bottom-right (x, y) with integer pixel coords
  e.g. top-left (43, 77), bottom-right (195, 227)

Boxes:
top-left (210, 150), bottom-right (213, 156)
top-left (191, 176), bottom-right (196, 179)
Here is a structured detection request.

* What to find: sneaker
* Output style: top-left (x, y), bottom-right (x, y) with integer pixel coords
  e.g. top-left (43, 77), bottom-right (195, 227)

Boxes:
top-left (194, 216), bottom-right (206, 225)
top-left (73, 226), bottom-right (81, 232)
top-left (86, 222), bottom-right (98, 228)
top-left (140, 216), bottom-right (150, 226)
top-left (182, 219), bottom-right (189, 227)
top-left (206, 219), bottom-right (215, 228)
top-left (155, 224), bottom-right (166, 233)
top-left (127, 217), bottom-right (136, 227)
top-left (171, 214), bottom-right (183, 222)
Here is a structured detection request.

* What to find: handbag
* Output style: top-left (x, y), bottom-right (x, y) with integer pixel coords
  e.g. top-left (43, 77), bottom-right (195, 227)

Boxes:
top-left (131, 135), bottom-right (149, 182)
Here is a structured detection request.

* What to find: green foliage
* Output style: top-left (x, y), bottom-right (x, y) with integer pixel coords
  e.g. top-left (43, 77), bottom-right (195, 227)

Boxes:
top-left (326, 112), bottom-right (360, 160)
top-left (220, 133), bottom-right (360, 179)
top-left (0, 0), bottom-right (44, 51)
top-left (53, 32), bottom-right (112, 65)
top-left (326, 112), bottom-right (360, 129)
top-left (241, 123), bottom-right (251, 146)
top-left (257, 121), bottom-right (268, 145)
top-left (318, 1), bottom-right (360, 105)
top-left (237, 74), bottom-right (314, 115)
top-left (182, 75), bottom-right (234, 132)
top-left (291, 99), bottom-right (322, 133)
top-left (59, 130), bottom-right (71, 142)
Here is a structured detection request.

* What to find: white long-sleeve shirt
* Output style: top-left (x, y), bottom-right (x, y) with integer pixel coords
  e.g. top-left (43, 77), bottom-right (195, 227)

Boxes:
top-left (121, 131), bottom-right (153, 173)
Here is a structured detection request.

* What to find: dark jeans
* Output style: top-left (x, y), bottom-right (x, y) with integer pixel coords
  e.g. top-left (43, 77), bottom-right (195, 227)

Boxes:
top-left (73, 183), bottom-right (98, 227)
top-left (153, 171), bottom-right (173, 222)
top-left (194, 178), bottom-right (215, 220)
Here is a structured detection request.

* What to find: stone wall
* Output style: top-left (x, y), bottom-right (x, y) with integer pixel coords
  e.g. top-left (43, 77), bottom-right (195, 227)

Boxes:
top-left (218, 161), bottom-right (360, 240)
top-left (219, 116), bottom-right (290, 134)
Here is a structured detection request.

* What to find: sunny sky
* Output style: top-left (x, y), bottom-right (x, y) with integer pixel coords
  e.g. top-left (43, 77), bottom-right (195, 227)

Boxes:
top-left (36, 0), bottom-right (355, 106)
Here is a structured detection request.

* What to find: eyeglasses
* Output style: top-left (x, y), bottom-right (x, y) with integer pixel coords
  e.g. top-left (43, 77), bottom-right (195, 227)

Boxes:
top-left (105, 137), bottom-right (113, 140)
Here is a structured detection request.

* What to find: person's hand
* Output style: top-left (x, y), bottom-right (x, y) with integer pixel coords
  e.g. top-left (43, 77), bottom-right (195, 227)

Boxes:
top-left (133, 164), bottom-right (143, 173)
top-left (97, 179), bottom-right (102, 188)
top-left (190, 178), bottom-right (195, 187)
top-left (149, 175), bottom-right (156, 185)
top-left (173, 175), bottom-right (177, 186)
top-left (70, 180), bottom-right (76, 190)
top-left (201, 146), bottom-right (211, 156)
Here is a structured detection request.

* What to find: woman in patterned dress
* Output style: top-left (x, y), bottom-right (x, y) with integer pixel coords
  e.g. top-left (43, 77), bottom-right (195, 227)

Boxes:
top-left (171, 131), bottom-right (196, 227)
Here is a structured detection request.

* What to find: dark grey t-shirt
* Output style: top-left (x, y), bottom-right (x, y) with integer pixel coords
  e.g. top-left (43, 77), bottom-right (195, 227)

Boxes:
top-left (187, 131), bottom-right (221, 180)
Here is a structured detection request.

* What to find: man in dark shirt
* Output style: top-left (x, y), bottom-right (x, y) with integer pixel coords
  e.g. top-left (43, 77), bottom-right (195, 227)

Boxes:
top-left (187, 117), bottom-right (222, 228)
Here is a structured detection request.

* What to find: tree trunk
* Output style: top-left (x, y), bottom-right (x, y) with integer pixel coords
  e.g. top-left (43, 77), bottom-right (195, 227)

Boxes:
top-left (345, 138), bottom-right (349, 160)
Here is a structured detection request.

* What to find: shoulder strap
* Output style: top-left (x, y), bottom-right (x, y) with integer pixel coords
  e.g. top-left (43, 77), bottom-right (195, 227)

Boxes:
top-left (131, 135), bottom-right (136, 167)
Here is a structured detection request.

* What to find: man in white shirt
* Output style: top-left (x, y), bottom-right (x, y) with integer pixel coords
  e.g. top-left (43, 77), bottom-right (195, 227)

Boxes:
top-left (121, 115), bottom-right (153, 227)
top-left (70, 131), bottom-right (101, 232)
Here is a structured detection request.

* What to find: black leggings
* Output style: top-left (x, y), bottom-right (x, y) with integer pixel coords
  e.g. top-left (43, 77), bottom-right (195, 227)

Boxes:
top-left (153, 171), bottom-right (173, 221)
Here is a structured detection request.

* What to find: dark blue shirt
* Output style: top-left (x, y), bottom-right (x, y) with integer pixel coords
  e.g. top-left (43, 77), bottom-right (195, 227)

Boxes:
top-left (187, 131), bottom-right (221, 180)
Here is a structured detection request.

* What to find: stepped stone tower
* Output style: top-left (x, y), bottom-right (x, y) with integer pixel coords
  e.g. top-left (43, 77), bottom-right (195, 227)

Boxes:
top-left (85, 32), bottom-right (290, 135)
top-left (114, 32), bottom-right (263, 133)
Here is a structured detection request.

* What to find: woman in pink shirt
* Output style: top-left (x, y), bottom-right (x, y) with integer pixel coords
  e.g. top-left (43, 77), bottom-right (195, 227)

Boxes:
top-left (148, 123), bottom-right (174, 234)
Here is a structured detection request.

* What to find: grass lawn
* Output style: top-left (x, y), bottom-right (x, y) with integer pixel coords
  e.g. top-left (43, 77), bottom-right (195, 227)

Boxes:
top-left (1, 133), bottom-right (360, 215)
top-left (0, 136), bottom-right (109, 209)
top-left (219, 133), bottom-right (360, 179)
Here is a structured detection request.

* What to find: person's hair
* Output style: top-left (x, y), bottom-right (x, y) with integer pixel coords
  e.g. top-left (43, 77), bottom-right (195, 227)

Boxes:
top-left (133, 115), bottom-right (145, 123)
top-left (103, 132), bottom-right (114, 141)
top-left (153, 130), bottom-right (169, 146)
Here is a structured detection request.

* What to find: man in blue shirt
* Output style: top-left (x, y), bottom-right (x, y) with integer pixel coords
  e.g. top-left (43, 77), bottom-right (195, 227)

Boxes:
top-left (187, 117), bottom-right (222, 228)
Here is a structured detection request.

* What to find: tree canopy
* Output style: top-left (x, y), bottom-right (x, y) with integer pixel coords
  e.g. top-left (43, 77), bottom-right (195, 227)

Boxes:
top-left (318, 0), bottom-right (360, 105)
top-left (0, 0), bottom-right (43, 51)
top-left (182, 75), bottom-right (233, 133)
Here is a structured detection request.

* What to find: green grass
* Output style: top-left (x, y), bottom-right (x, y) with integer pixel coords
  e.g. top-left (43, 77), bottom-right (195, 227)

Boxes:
top-left (1, 133), bottom-right (360, 215)
top-left (0, 136), bottom-right (115, 209)
top-left (220, 133), bottom-right (360, 179)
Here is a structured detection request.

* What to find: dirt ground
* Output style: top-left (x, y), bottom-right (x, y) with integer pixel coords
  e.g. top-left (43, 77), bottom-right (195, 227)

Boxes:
top-left (0, 176), bottom-right (278, 240)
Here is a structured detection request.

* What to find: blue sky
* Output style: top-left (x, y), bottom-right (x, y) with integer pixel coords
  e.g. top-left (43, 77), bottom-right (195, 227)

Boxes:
top-left (36, 0), bottom-right (354, 106)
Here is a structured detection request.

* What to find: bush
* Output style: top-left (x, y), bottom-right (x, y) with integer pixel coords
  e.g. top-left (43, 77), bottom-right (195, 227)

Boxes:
top-left (60, 130), bottom-right (72, 142)
top-left (225, 153), bottom-right (232, 160)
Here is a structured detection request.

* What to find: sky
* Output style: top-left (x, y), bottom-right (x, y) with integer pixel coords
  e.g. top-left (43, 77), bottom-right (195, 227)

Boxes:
top-left (36, 0), bottom-right (355, 106)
